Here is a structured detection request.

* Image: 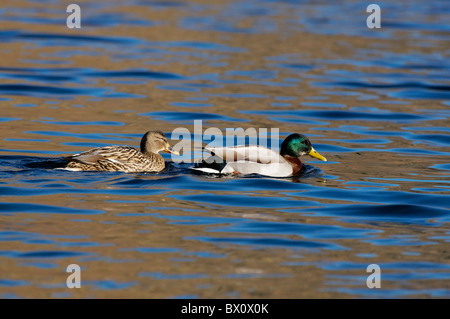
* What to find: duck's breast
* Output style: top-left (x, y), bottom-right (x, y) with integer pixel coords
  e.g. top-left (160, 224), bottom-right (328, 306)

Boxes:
top-left (226, 157), bottom-right (293, 177)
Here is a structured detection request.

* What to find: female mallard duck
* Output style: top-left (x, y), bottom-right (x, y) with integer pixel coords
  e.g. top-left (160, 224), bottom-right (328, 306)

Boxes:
top-left (63, 130), bottom-right (179, 173)
top-left (192, 133), bottom-right (327, 177)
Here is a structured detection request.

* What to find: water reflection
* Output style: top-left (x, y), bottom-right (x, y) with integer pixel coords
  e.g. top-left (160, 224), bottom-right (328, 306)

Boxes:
top-left (0, 0), bottom-right (449, 299)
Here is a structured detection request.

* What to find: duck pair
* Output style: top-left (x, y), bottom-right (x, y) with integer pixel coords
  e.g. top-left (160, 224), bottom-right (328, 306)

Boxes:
top-left (62, 130), bottom-right (327, 178)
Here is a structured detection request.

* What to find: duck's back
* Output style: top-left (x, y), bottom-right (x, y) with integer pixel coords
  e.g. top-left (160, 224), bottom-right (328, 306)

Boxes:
top-left (204, 145), bottom-right (283, 164)
top-left (64, 146), bottom-right (165, 173)
top-left (193, 145), bottom-right (294, 177)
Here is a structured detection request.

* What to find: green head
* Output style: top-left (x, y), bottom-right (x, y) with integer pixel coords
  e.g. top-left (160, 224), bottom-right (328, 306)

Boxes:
top-left (280, 133), bottom-right (327, 161)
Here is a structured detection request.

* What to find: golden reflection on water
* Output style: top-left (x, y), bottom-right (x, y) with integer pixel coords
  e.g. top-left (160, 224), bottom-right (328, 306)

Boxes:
top-left (0, 0), bottom-right (449, 298)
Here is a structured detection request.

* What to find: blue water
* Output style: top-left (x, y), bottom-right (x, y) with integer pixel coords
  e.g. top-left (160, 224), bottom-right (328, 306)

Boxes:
top-left (0, 0), bottom-right (449, 298)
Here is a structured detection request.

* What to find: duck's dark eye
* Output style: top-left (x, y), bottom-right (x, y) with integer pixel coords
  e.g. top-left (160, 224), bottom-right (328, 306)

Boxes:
top-left (305, 139), bottom-right (312, 150)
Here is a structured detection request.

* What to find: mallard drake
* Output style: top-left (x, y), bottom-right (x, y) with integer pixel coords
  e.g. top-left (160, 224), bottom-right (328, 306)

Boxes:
top-left (62, 130), bottom-right (179, 173)
top-left (192, 133), bottom-right (327, 177)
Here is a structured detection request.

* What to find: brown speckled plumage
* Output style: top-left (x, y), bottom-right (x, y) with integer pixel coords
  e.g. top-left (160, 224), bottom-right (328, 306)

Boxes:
top-left (64, 131), bottom-right (177, 173)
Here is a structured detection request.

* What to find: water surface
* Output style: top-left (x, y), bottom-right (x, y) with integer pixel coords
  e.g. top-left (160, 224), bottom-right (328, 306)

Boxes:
top-left (0, 0), bottom-right (449, 298)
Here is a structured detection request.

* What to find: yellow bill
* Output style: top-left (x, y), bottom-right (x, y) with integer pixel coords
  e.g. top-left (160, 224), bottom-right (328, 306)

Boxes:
top-left (165, 146), bottom-right (180, 156)
top-left (308, 147), bottom-right (327, 161)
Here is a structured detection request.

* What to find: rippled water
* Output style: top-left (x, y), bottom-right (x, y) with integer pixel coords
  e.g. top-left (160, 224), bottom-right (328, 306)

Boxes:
top-left (0, 0), bottom-right (449, 298)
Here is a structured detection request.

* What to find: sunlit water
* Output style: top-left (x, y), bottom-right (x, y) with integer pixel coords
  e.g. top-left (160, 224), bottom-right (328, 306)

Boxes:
top-left (0, 0), bottom-right (449, 298)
